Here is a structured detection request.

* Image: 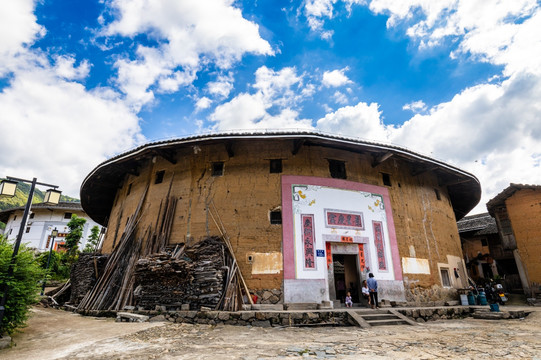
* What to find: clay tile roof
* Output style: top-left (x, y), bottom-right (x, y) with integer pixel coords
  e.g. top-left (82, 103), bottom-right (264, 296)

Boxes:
top-left (457, 212), bottom-right (498, 235)
top-left (80, 130), bottom-right (481, 225)
top-left (486, 183), bottom-right (541, 214)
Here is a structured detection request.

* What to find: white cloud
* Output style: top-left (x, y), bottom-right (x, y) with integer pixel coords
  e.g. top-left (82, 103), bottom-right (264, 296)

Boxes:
top-left (369, 0), bottom-right (540, 77)
top-left (322, 67), bottom-right (352, 87)
top-left (0, 66), bottom-right (143, 197)
top-left (53, 56), bottom-right (91, 80)
top-left (303, 0), bottom-right (366, 37)
top-left (0, 1), bottom-right (143, 197)
top-left (207, 73), bottom-right (234, 98)
top-left (210, 66), bottom-right (313, 130)
top-left (402, 100), bottom-right (427, 113)
top-left (327, 0), bottom-right (541, 214)
top-left (389, 72), bottom-right (541, 213)
top-left (332, 90), bottom-right (348, 104)
top-left (0, 0), bottom-right (45, 76)
top-left (195, 96), bottom-right (212, 111)
top-left (103, 0), bottom-right (273, 108)
top-left (316, 102), bottom-right (389, 141)
top-left (253, 66), bottom-right (303, 106)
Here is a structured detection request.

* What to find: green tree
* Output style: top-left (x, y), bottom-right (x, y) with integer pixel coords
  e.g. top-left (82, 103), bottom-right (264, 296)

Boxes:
top-left (83, 225), bottom-right (100, 253)
top-left (65, 215), bottom-right (86, 258)
top-left (0, 234), bottom-right (44, 335)
top-left (36, 250), bottom-right (70, 280)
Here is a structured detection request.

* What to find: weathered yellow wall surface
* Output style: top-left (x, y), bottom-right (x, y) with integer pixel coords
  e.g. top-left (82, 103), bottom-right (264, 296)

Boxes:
top-left (101, 139), bottom-right (465, 293)
top-left (462, 238), bottom-right (489, 260)
top-left (505, 189), bottom-right (541, 284)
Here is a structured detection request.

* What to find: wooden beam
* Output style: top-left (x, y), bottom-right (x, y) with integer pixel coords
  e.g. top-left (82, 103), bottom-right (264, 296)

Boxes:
top-left (154, 149), bottom-right (177, 164)
top-left (371, 152), bottom-right (394, 168)
top-left (225, 142), bottom-right (234, 158)
top-left (115, 164), bottom-right (140, 177)
top-left (438, 177), bottom-right (471, 187)
top-left (292, 139), bottom-right (305, 155)
top-left (411, 165), bottom-right (438, 177)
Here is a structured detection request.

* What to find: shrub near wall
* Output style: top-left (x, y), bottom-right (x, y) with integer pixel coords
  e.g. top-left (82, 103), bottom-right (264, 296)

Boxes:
top-left (0, 235), bottom-right (44, 335)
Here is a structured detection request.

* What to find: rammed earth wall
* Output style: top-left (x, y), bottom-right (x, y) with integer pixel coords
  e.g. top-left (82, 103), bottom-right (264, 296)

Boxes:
top-left (101, 139), bottom-right (467, 295)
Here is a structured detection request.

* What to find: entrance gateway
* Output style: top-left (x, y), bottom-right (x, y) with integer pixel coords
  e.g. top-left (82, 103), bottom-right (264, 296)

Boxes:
top-left (331, 253), bottom-right (362, 305)
top-left (281, 175), bottom-right (406, 304)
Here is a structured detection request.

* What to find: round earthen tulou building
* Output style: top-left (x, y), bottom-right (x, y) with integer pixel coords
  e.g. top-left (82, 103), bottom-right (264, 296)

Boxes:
top-left (81, 131), bottom-right (481, 306)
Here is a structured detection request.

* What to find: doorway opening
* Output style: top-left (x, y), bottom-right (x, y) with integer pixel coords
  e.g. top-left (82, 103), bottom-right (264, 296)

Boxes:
top-left (333, 254), bottom-right (361, 304)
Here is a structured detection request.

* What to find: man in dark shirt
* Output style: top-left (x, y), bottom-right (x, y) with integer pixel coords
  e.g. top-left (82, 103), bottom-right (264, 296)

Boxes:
top-left (367, 273), bottom-right (379, 309)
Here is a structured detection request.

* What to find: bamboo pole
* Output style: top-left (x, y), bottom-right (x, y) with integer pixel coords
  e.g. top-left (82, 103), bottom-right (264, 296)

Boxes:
top-left (208, 201), bottom-right (253, 306)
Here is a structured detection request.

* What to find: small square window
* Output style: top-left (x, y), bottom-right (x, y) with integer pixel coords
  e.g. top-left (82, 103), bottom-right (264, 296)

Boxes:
top-left (328, 159), bottom-right (346, 179)
top-left (25, 226), bottom-right (31, 233)
top-left (440, 268), bottom-right (451, 287)
top-left (270, 159), bottom-right (282, 173)
top-left (13, 215), bottom-right (17, 221)
top-left (382, 173), bottom-right (391, 186)
top-left (212, 162), bottom-right (224, 176)
top-left (481, 238), bottom-right (488, 247)
top-left (270, 210), bottom-right (282, 225)
top-left (64, 212), bottom-right (73, 220)
top-left (434, 189), bottom-right (441, 200)
top-left (155, 170), bottom-right (165, 184)
top-left (29, 213), bottom-right (35, 219)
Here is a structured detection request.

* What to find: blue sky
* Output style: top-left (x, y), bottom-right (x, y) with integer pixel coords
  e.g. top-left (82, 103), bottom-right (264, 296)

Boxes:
top-left (1, 0), bottom-right (541, 214)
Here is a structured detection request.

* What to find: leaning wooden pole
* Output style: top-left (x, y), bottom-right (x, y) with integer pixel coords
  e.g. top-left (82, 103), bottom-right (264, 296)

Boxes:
top-left (209, 201), bottom-right (253, 305)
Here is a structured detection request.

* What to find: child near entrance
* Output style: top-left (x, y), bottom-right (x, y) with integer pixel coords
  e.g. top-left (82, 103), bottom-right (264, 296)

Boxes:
top-left (345, 292), bottom-right (353, 307)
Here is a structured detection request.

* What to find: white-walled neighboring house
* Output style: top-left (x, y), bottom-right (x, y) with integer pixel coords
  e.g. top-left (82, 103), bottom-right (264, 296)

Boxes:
top-left (0, 202), bottom-right (103, 252)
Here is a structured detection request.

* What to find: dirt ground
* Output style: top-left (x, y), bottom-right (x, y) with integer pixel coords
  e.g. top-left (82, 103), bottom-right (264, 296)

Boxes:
top-left (2, 306), bottom-right (540, 359)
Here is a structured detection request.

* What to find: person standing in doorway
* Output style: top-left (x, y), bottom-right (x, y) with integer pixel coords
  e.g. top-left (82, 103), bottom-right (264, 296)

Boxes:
top-left (367, 273), bottom-right (379, 309)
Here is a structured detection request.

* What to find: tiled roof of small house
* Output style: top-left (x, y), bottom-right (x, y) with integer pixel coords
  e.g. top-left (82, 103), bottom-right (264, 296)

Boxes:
top-left (486, 183), bottom-right (541, 215)
top-left (457, 212), bottom-right (498, 235)
top-left (0, 201), bottom-right (83, 223)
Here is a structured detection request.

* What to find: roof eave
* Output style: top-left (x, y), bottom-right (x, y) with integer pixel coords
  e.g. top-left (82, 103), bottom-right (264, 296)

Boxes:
top-left (80, 132), bottom-right (481, 225)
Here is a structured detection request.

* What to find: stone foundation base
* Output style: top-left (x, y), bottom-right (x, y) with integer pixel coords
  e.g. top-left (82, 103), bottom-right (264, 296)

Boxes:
top-left (253, 289), bottom-right (283, 304)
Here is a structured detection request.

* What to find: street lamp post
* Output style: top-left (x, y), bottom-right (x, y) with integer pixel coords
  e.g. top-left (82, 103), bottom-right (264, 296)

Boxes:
top-left (41, 228), bottom-right (59, 296)
top-left (0, 176), bottom-right (61, 336)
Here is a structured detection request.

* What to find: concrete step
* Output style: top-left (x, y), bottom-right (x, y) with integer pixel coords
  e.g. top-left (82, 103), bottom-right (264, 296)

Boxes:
top-left (284, 303), bottom-right (319, 310)
top-left (365, 318), bottom-right (411, 326)
top-left (354, 309), bottom-right (389, 315)
top-left (345, 309), bottom-right (371, 328)
top-left (358, 313), bottom-right (399, 321)
top-left (116, 312), bottom-right (149, 322)
top-left (347, 309), bottom-right (418, 328)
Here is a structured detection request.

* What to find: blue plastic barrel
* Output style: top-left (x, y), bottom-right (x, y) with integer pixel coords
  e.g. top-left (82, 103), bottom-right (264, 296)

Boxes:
top-left (467, 292), bottom-right (476, 305)
top-left (478, 291), bottom-right (488, 305)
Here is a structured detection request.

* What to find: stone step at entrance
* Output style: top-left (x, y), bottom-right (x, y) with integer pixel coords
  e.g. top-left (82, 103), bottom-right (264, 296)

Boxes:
top-left (346, 309), bottom-right (418, 328)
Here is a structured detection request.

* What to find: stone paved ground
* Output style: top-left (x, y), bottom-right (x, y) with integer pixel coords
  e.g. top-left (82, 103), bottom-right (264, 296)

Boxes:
top-left (2, 306), bottom-right (540, 359)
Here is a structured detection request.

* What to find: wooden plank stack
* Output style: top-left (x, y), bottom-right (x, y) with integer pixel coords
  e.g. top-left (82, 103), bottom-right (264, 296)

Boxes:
top-left (70, 253), bottom-right (109, 304)
top-left (134, 237), bottom-right (226, 310)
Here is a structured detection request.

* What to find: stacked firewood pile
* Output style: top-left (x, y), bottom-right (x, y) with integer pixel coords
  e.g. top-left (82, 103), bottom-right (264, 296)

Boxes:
top-left (77, 178), bottom-right (251, 312)
top-left (134, 237), bottom-right (226, 310)
top-left (70, 253), bottom-right (109, 304)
